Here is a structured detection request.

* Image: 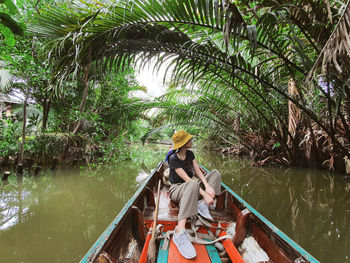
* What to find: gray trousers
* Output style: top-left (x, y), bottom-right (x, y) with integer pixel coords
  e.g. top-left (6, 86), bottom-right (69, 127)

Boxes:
top-left (169, 169), bottom-right (221, 221)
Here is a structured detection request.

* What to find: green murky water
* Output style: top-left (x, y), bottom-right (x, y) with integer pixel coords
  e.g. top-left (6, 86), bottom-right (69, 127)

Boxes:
top-left (0, 145), bottom-right (349, 262)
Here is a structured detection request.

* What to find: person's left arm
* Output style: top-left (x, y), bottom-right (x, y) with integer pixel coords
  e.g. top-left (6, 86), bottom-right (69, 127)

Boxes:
top-left (193, 159), bottom-right (215, 198)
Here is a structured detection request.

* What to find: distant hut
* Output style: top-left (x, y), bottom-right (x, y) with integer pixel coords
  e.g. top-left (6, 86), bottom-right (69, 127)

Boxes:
top-left (0, 93), bottom-right (23, 119)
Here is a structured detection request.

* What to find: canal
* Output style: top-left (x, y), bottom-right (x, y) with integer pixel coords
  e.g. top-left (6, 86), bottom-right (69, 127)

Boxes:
top-left (0, 144), bottom-right (349, 262)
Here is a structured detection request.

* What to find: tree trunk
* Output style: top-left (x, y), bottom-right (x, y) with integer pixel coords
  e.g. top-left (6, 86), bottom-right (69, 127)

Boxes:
top-left (73, 64), bottom-right (91, 135)
top-left (41, 98), bottom-right (51, 133)
top-left (287, 77), bottom-right (301, 148)
top-left (344, 86), bottom-right (350, 122)
top-left (60, 63), bottom-right (91, 161)
top-left (234, 113), bottom-right (241, 154)
top-left (18, 93), bottom-right (29, 166)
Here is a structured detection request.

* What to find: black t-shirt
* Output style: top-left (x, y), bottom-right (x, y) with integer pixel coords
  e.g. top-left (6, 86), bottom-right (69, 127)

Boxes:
top-left (169, 150), bottom-right (195, 184)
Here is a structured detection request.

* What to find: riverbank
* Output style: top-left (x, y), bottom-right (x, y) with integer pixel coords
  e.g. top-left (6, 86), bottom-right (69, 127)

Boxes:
top-left (1, 135), bottom-right (350, 181)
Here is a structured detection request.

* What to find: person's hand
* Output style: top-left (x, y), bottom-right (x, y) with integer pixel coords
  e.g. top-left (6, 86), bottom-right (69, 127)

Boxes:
top-left (203, 192), bottom-right (214, 205)
top-left (205, 185), bottom-right (215, 198)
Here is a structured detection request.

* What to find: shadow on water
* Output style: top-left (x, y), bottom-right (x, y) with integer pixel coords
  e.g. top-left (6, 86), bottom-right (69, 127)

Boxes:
top-left (0, 144), bottom-right (349, 262)
top-left (198, 151), bottom-right (350, 263)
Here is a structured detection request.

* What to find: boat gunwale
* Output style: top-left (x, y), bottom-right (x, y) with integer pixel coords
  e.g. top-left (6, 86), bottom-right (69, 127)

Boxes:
top-left (221, 182), bottom-right (319, 263)
top-left (198, 164), bottom-right (319, 263)
top-left (80, 161), bottom-right (163, 263)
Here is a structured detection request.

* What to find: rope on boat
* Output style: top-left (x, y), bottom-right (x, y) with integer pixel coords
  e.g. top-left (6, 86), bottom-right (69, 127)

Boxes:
top-left (157, 215), bottom-right (234, 253)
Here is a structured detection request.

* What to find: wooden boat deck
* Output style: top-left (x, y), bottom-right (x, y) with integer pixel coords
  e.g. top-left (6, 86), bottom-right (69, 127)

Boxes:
top-left (157, 232), bottom-right (222, 263)
top-left (81, 162), bottom-right (319, 263)
top-left (141, 185), bottom-right (235, 263)
top-left (143, 186), bottom-right (232, 223)
top-left (167, 240), bottom-right (217, 263)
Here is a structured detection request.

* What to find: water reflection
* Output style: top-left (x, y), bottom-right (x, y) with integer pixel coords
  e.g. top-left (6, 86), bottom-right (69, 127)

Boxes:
top-left (1, 146), bottom-right (349, 263)
top-left (198, 152), bottom-right (350, 263)
top-left (0, 144), bottom-right (166, 263)
top-left (136, 171), bottom-right (150, 183)
top-left (0, 193), bottom-right (28, 231)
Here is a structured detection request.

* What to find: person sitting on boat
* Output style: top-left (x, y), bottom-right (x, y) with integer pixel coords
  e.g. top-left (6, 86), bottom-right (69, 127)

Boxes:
top-left (168, 130), bottom-right (221, 259)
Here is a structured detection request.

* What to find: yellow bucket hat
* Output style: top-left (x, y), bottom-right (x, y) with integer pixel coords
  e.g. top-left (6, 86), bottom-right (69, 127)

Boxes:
top-left (172, 130), bottom-right (193, 150)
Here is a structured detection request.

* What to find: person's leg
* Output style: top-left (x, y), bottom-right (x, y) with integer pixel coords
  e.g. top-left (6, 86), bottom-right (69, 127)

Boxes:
top-left (176, 219), bottom-right (186, 233)
top-left (198, 169), bottom-right (222, 213)
top-left (169, 181), bottom-right (199, 259)
top-left (169, 180), bottom-right (200, 226)
top-left (205, 169), bottom-right (222, 195)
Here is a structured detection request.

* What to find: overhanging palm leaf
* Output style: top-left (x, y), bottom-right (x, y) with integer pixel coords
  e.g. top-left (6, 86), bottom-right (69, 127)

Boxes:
top-left (32, 0), bottom-right (350, 159)
top-left (307, 1), bottom-right (350, 79)
top-left (0, 69), bottom-right (12, 91)
top-left (149, 84), bottom-right (279, 149)
top-left (32, 0), bottom-right (311, 110)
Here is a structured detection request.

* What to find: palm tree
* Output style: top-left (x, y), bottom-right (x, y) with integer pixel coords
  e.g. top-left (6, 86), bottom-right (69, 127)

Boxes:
top-left (308, 1), bottom-right (350, 128)
top-left (32, 0), bottom-right (350, 169)
top-left (0, 69), bottom-right (12, 120)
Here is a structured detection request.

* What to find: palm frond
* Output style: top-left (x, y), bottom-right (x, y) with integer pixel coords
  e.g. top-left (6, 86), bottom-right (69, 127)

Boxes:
top-left (0, 69), bottom-right (12, 91)
top-left (307, 1), bottom-right (350, 80)
top-left (31, 0), bottom-right (350, 157)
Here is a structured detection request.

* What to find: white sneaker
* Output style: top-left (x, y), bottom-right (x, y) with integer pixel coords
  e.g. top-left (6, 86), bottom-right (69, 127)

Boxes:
top-left (209, 199), bottom-right (217, 211)
top-left (172, 227), bottom-right (196, 259)
top-left (198, 200), bottom-right (213, 221)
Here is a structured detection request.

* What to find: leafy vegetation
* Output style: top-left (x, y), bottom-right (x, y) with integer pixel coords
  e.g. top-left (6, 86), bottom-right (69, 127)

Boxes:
top-left (0, 0), bottom-right (24, 47)
top-left (0, 0), bottom-right (153, 171)
top-left (0, 0), bottom-right (350, 174)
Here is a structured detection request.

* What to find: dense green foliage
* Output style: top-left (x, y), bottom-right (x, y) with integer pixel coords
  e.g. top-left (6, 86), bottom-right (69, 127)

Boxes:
top-left (1, 0), bottom-right (350, 173)
top-left (0, 0), bottom-right (156, 169)
top-left (0, 0), bottom-right (24, 46)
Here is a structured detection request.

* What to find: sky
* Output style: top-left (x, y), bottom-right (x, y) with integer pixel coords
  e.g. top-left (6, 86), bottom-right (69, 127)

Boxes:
top-left (134, 58), bottom-right (173, 99)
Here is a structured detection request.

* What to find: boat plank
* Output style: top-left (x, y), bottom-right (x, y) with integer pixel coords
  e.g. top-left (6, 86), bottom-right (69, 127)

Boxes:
top-left (168, 239), bottom-right (211, 263)
top-left (157, 239), bottom-right (169, 263)
top-left (218, 230), bottom-right (245, 263)
top-left (144, 188), bottom-right (232, 222)
top-left (205, 241), bottom-right (222, 263)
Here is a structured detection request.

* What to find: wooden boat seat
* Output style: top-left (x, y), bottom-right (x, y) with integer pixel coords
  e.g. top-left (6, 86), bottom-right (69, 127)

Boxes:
top-left (144, 187), bottom-right (232, 222)
top-left (157, 237), bottom-right (221, 263)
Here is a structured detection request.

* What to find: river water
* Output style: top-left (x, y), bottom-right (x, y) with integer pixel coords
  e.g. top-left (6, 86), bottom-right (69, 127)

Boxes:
top-left (0, 144), bottom-right (349, 263)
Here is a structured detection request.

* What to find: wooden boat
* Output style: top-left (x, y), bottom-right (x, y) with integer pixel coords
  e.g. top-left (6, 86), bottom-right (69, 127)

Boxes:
top-left (81, 161), bottom-right (319, 263)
